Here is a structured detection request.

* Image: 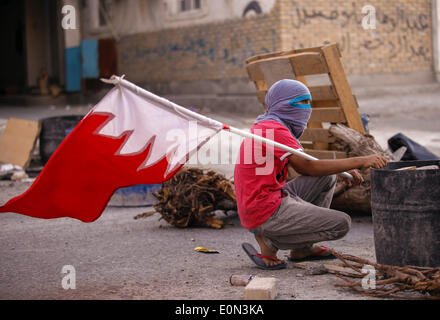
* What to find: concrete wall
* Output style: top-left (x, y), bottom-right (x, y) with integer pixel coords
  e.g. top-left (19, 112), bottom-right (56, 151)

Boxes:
top-left (79, 0), bottom-right (437, 114)
top-left (115, 0), bottom-right (434, 85)
top-left (278, 0), bottom-right (433, 76)
top-left (81, 0), bottom-right (277, 39)
top-left (112, 0), bottom-right (283, 114)
top-left (433, 0), bottom-right (440, 81)
top-left (117, 8), bottom-right (282, 83)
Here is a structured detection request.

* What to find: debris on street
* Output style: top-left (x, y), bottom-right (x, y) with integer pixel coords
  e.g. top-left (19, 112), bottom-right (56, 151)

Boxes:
top-left (291, 261), bottom-right (328, 276)
top-left (0, 163), bottom-right (34, 182)
top-left (230, 274), bottom-right (256, 286)
top-left (0, 118), bottom-right (41, 169)
top-left (244, 277), bottom-right (277, 300)
top-left (133, 210), bottom-right (156, 220)
top-left (330, 250), bottom-right (440, 300)
top-left (10, 171), bottom-right (29, 181)
top-left (153, 167), bottom-right (236, 229)
top-left (194, 246), bottom-right (220, 254)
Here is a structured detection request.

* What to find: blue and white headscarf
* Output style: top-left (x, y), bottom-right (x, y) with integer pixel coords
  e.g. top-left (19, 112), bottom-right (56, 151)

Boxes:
top-left (255, 79), bottom-right (312, 140)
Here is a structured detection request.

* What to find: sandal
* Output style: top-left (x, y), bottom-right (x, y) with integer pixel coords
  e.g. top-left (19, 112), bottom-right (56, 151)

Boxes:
top-left (242, 242), bottom-right (287, 270)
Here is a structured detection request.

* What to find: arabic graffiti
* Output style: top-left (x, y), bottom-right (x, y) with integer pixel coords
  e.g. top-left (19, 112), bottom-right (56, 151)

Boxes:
top-left (289, 2), bottom-right (429, 32)
top-left (118, 1), bottom-right (433, 81)
top-left (285, 1), bottom-right (432, 72)
top-left (119, 26), bottom-right (278, 81)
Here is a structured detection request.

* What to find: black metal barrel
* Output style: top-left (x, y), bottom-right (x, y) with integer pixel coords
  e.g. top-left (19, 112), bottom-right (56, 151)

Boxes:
top-left (371, 160), bottom-right (440, 267)
top-left (39, 115), bottom-right (84, 164)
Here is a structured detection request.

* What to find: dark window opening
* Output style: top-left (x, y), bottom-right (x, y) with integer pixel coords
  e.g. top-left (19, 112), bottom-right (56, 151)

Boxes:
top-left (180, 0), bottom-right (201, 12)
top-left (99, 0), bottom-right (109, 27)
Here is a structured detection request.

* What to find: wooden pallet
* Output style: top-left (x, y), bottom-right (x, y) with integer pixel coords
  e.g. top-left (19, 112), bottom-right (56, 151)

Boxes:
top-left (245, 43), bottom-right (364, 160)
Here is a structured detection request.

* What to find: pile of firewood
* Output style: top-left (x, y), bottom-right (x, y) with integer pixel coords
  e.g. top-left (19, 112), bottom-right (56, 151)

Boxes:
top-left (153, 167), bottom-right (236, 229)
top-left (330, 249), bottom-right (440, 299)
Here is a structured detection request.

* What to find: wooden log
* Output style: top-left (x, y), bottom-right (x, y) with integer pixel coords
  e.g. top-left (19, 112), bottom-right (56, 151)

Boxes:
top-left (328, 124), bottom-right (393, 160)
top-left (330, 176), bottom-right (371, 214)
top-left (324, 264), bottom-right (363, 278)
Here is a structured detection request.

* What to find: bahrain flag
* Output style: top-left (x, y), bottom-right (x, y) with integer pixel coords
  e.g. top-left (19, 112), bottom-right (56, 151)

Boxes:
top-left (0, 79), bottom-right (222, 222)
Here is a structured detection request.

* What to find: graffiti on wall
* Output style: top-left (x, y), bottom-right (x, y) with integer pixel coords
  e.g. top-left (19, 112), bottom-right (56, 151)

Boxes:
top-left (118, 1), bottom-right (432, 81)
top-left (289, 2), bottom-right (429, 31)
top-left (243, 1), bottom-right (263, 17)
top-left (119, 25), bottom-right (278, 81)
top-left (286, 1), bottom-right (432, 70)
top-left (334, 32), bottom-right (431, 62)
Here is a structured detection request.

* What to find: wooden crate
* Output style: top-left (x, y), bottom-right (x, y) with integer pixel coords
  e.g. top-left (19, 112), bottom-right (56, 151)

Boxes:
top-left (245, 43), bottom-right (364, 160)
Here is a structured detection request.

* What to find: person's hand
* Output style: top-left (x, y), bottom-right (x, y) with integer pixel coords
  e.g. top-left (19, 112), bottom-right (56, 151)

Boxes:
top-left (343, 169), bottom-right (363, 187)
top-left (360, 154), bottom-right (388, 169)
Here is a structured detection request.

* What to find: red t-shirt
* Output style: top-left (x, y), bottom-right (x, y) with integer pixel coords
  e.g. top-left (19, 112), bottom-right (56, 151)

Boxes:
top-left (234, 120), bottom-right (302, 230)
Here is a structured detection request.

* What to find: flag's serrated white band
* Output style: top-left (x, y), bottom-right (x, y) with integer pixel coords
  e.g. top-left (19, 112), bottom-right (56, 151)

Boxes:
top-left (95, 75), bottom-right (223, 177)
top-left (101, 75), bottom-right (223, 130)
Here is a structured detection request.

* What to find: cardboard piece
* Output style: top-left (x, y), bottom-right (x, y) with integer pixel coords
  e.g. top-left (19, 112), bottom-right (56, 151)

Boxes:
top-left (0, 118), bottom-right (41, 168)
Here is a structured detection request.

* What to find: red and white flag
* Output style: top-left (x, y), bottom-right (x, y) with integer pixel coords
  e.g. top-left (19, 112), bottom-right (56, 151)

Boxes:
top-left (0, 77), bottom-right (223, 222)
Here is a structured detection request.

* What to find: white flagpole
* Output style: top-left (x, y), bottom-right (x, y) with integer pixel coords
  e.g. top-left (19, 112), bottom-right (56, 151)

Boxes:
top-left (224, 125), bottom-right (353, 180)
top-left (101, 76), bottom-right (353, 181)
top-left (101, 75), bottom-right (224, 129)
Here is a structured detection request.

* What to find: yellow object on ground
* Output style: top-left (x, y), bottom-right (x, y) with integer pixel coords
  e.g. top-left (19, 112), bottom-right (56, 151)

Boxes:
top-left (194, 246), bottom-right (219, 254)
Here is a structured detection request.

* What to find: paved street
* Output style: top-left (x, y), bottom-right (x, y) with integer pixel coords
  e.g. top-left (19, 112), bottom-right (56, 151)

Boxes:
top-left (0, 192), bottom-right (376, 300)
top-left (1, 82), bottom-right (439, 300)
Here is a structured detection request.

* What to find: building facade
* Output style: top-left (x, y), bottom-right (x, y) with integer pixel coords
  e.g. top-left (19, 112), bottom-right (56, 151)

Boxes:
top-left (1, 0), bottom-right (440, 113)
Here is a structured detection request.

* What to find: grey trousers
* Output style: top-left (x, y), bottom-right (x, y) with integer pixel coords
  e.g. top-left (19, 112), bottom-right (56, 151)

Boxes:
top-left (253, 175), bottom-right (351, 252)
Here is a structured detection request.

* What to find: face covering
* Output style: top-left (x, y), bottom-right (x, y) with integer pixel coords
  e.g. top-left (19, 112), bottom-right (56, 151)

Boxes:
top-left (255, 79), bottom-right (312, 140)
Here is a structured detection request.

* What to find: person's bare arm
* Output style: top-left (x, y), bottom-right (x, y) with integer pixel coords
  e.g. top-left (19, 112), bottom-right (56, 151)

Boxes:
top-left (287, 153), bottom-right (388, 177)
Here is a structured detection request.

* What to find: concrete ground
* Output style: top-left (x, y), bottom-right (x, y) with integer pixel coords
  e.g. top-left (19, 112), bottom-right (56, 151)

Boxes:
top-left (0, 82), bottom-right (439, 300)
top-left (0, 190), bottom-right (375, 300)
